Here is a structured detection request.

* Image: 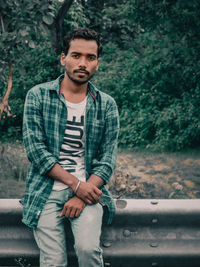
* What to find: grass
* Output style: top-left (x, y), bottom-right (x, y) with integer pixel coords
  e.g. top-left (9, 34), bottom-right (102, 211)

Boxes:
top-left (1, 143), bottom-right (200, 199)
top-left (0, 143), bottom-right (28, 198)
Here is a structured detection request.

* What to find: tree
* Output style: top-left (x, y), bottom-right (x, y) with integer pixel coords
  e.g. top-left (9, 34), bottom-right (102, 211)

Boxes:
top-left (1, 0), bottom-right (200, 150)
top-left (94, 0), bottom-right (200, 150)
top-left (0, 0), bottom-right (73, 120)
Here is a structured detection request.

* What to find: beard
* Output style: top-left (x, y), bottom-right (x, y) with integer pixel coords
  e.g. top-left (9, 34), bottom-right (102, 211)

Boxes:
top-left (65, 68), bottom-right (95, 85)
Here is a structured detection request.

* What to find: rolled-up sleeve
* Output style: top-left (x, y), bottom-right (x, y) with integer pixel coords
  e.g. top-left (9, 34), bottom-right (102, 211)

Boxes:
top-left (91, 98), bottom-right (120, 184)
top-left (23, 90), bottom-right (58, 176)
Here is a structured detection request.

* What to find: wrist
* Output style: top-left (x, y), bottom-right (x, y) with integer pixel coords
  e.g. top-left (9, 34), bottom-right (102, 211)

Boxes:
top-left (68, 175), bottom-right (79, 192)
top-left (74, 195), bottom-right (86, 204)
top-left (74, 180), bottom-right (81, 194)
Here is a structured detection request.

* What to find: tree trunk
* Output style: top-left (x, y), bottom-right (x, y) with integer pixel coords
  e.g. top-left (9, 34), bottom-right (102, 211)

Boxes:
top-left (0, 0), bottom-right (74, 120)
top-left (0, 11), bottom-right (13, 120)
top-left (0, 62), bottom-right (13, 119)
top-left (50, 0), bottom-right (74, 54)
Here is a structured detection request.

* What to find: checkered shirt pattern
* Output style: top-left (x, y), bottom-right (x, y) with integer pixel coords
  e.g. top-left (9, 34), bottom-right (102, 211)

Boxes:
top-left (22, 74), bottom-right (119, 228)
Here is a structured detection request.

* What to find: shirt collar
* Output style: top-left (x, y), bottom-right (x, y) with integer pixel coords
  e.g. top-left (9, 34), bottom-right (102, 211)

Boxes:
top-left (50, 74), bottom-right (98, 101)
top-left (88, 81), bottom-right (98, 100)
top-left (47, 74), bottom-right (64, 96)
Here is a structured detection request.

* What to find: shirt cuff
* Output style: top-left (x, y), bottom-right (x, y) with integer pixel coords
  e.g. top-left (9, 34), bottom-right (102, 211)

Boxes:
top-left (38, 156), bottom-right (58, 176)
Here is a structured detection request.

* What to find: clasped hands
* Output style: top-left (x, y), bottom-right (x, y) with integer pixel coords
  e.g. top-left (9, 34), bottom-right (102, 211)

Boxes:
top-left (59, 181), bottom-right (102, 219)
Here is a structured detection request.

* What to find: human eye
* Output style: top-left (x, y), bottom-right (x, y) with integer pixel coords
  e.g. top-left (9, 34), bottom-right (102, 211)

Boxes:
top-left (88, 55), bottom-right (96, 61)
top-left (72, 53), bottom-right (80, 59)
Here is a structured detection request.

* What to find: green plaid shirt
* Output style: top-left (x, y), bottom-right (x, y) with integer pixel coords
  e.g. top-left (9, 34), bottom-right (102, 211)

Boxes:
top-left (22, 74), bottom-right (119, 228)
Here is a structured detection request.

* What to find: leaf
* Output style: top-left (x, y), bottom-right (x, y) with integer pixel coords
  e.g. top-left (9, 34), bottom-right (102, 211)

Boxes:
top-left (1, 32), bottom-right (8, 40)
top-left (0, 0), bottom-right (6, 9)
top-left (47, 12), bottom-right (55, 18)
top-left (48, 5), bottom-right (56, 11)
top-left (19, 30), bottom-right (28, 37)
top-left (14, 0), bottom-right (20, 6)
top-left (28, 40), bottom-right (36, 49)
top-left (40, 23), bottom-right (49, 35)
top-left (18, 66), bottom-right (26, 76)
top-left (42, 14), bottom-right (54, 25)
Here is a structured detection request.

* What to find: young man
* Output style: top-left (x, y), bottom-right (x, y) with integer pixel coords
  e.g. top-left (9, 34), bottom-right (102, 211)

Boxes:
top-left (22, 28), bottom-right (119, 267)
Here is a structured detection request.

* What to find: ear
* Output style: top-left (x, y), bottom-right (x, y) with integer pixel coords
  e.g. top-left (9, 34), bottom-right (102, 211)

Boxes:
top-left (95, 58), bottom-right (100, 71)
top-left (60, 53), bottom-right (66, 66)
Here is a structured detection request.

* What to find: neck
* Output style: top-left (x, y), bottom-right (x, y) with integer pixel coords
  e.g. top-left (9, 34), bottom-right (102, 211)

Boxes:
top-left (60, 73), bottom-right (88, 103)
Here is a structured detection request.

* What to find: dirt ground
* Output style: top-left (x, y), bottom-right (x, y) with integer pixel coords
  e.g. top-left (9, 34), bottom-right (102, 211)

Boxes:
top-left (109, 151), bottom-right (200, 199)
top-left (0, 144), bottom-right (200, 199)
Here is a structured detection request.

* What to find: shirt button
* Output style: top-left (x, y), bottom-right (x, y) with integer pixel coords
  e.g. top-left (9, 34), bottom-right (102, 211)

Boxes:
top-left (36, 210), bottom-right (41, 219)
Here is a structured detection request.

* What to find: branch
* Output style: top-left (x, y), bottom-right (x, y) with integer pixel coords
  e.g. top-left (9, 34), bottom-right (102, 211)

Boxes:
top-left (0, 11), bottom-right (5, 32)
top-left (0, 12), bottom-right (13, 120)
top-left (0, 62), bottom-right (13, 120)
top-left (50, 0), bottom-right (74, 54)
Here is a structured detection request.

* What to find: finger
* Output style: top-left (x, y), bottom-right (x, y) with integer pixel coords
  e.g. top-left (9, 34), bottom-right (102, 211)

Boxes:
top-left (59, 206), bottom-right (66, 217)
top-left (84, 197), bottom-right (93, 205)
top-left (94, 187), bottom-right (102, 196)
top-left (59, 210), bottom-right (64, 217)
top-left (88, 192), bottom-right (99, 203)
top-left (90, 188), bottom-right (102, 202)
top-left (75, 208), bottom-right (81, 218)
top-left (65, 206), bottom-right (72, 218)
top-left (69, 208), bottom-right (76, 218)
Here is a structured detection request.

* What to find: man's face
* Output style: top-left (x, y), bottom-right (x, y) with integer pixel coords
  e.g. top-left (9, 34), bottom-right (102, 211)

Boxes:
top-left (61, 38), bottom-right (100, 85)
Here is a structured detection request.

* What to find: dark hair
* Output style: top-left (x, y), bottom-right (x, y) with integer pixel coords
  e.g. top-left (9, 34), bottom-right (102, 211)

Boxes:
top-left (63, 28), bottom-right (102, 58)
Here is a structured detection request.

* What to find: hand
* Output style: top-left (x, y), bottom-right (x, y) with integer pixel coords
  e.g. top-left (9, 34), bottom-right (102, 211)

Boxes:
top-left (59, 196), bottom-right (86, 219)
top-left (75, 181), bottom-right (102, 205)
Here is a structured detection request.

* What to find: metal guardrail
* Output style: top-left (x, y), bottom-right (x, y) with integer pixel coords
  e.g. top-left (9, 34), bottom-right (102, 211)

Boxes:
top-left (1, 199), bottom-right (200, 267)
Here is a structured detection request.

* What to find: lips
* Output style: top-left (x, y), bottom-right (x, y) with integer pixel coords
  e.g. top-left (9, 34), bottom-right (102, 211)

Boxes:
top-left (74, 69), bottom-right (89, 75)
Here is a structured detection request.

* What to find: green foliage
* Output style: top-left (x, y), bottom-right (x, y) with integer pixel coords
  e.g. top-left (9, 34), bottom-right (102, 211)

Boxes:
top-left (63, 1), bottom-right (89, 30)
top-left (93, 0), bottom-right (200, 151)
top-left (1, 0), bottom-right (200, 151)
top-left (0, 0), bottom-right (65, 142)
top-left (0, 0), bottom-right (54, 62)
top-left (0, 42), bottom-right (61, 142)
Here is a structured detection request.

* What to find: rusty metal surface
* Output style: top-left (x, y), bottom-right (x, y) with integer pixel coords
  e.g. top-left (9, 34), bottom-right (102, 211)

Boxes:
top-left (1, 199), bottom-right (200, 266)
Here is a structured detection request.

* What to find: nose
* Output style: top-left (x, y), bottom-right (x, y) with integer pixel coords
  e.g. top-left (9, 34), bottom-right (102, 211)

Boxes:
top-left (78, 56), bottom-right (87, 69)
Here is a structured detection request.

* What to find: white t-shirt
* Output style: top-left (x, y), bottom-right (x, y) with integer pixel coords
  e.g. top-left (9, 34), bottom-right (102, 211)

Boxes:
top-left (53, 97), bottom-right (87, 191)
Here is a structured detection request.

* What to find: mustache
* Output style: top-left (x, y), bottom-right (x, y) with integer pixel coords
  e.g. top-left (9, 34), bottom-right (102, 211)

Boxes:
top-left (74, 69), bottom-right (89, 75)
